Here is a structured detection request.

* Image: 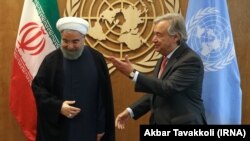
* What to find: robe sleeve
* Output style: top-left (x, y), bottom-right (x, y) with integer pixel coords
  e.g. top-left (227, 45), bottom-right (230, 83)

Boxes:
top-left (32, 55), bottom-right (63, 123)
top-left (89, 46), bottom-right (115, 141)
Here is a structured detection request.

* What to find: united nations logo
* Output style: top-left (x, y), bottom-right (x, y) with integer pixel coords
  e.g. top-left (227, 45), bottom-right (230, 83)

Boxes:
top-left (64, 0), bottom-right (180, 73)
top-left (186, 7), bottom-right (235, 72)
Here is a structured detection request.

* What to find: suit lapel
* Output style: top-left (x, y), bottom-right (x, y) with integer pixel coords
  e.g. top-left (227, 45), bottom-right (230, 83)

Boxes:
top-left (160, 58), bottom-right (176, 79)
top-left (154, 56), bottom-right (162, 78)
top-left (160, 42), bottom-right (188, 79)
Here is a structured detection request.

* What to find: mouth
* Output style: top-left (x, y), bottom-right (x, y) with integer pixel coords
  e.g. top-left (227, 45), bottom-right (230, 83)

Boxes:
top-left (154, 45), bottom-right (160, 49)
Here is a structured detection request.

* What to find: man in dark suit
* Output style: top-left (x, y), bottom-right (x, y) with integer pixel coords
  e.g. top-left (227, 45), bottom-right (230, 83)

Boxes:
top-left (109, 13), bottom-right (207, 128)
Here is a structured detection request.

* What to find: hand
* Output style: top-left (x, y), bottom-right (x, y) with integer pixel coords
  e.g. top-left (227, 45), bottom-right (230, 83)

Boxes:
top-left (61, 100), bottom-right (81, 118)
top-left (108, 55), bottom-right (134, 77)
top-left (96, 132), bottom-right (105, 141)
top-left (115, 109), bottom-right (131, 130)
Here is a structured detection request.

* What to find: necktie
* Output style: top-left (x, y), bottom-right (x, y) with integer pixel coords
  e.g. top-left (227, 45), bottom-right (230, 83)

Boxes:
top-left (158, 57), bottom-right (168, 78)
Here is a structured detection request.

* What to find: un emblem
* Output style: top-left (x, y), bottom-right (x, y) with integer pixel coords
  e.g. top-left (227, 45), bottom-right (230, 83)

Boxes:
top-left (64, 0), bottom-right (180, 74)
top-left (186, 7), bottom-right (235, 72)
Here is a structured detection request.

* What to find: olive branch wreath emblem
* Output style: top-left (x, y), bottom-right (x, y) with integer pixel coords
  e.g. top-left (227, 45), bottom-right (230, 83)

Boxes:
top-left (63, 0), bottom-right (180, 74)
top-left (186, 7), bottom-right (235, 72)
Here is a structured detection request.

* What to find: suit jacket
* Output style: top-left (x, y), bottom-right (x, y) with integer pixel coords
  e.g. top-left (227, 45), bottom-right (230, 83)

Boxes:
top-left (32, 46), bottom-right (115, 141)
top-left (130, 41), bottom-right (207, 124)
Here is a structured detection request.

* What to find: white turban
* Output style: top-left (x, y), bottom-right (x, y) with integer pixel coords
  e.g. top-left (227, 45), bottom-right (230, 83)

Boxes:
top-left (56, 17), bottom-right (89, 35)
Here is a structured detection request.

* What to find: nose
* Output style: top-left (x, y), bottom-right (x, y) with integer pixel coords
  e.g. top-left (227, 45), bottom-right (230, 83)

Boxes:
top-left (67, 43), bottom-right (74, 50)
top-left (152, 35), bottom-right (157, 43)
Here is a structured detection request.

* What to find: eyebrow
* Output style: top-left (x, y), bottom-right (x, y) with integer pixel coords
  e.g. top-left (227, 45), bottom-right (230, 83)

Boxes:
top-left (62, 38), bottom-right (81, 42)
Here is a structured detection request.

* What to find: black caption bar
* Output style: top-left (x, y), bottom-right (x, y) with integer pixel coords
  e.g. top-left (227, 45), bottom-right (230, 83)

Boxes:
top-left (140, 125), bottom-right (250, 140)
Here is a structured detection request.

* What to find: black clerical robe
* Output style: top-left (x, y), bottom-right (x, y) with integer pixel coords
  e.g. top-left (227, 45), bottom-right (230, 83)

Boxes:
top-left (32, 46), bottom-right (115, 141)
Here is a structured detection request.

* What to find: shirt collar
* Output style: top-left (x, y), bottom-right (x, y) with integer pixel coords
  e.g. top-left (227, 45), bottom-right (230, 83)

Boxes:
top-left (166, 45), bottom-right (180, 59)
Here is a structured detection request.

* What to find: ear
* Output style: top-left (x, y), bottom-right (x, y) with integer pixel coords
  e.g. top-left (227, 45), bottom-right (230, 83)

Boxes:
top-left (174, 33), bottom-right (181, 42)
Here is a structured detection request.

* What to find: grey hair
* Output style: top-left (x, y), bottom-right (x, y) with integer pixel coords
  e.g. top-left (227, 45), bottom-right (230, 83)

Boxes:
top-left (154, 13), bottom-right (187, 41)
